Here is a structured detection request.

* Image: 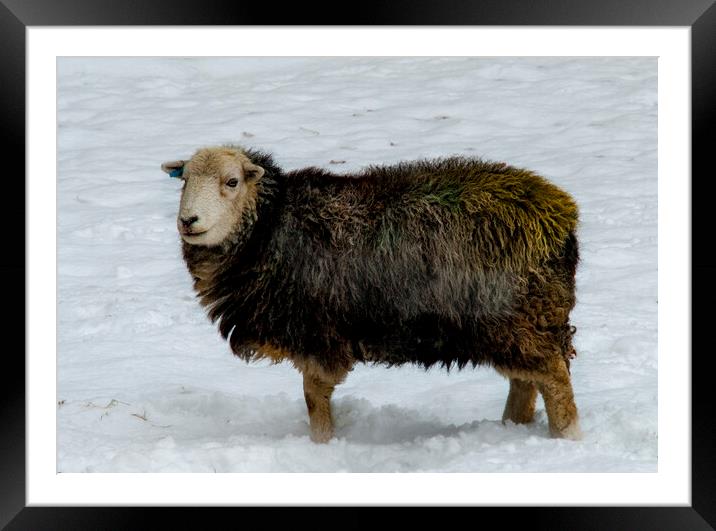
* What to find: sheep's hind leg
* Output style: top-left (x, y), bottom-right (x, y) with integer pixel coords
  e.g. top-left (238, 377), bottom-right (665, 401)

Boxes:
top-left (298, 362), bottom-right (350, 443)
top-left (502, 378), bottom-right (538, 424)
top-left (537, 357), bottom-right (582, 440)
top-left (496, 358), bottom-right (580, 440)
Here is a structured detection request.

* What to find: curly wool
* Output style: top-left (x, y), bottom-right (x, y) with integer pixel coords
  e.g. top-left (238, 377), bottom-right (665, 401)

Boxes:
top-left (182, 149), bottom-right (579, 375)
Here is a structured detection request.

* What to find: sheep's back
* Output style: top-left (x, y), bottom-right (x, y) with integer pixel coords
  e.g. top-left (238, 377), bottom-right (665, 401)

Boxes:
top-left (279, 157), bottom-right (577, 320)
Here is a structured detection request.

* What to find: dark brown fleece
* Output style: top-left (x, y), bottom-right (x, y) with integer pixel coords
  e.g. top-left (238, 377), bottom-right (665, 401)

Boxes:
top-left (181, 149), bottom-right (579, 378)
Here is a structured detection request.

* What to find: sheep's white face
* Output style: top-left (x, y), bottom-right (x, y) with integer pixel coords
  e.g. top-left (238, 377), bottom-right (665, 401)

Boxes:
top-left (162, 148), bottom-right (265, 247)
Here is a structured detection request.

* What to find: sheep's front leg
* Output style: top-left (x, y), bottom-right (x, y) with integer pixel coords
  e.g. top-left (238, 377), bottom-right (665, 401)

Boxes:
top-left (299, 363), bottom-right (350, 443)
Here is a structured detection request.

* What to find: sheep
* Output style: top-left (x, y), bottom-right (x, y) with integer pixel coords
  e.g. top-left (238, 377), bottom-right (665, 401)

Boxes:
top-left (162, 145), bottom-right (582, 443)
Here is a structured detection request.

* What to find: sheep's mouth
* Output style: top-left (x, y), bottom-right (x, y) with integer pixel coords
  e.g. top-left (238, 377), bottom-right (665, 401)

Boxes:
top-left (181, 229), bottom-right (209, 238)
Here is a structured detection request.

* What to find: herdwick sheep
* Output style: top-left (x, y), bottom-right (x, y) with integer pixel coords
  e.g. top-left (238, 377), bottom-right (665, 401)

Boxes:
top-left (162, 146), bottom-right (582, 443)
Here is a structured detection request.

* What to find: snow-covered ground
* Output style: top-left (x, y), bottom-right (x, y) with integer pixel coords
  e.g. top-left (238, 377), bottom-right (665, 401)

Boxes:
top-left (57, 57), bottom-right (657, 472)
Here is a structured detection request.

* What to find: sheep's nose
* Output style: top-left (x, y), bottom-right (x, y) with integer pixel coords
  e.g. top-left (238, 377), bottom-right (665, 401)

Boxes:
top-left (180, 215), bottom-right (199, 228)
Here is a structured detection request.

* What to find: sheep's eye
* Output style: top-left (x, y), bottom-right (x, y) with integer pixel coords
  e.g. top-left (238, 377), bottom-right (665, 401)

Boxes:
top-left (226, 178), bottom-right (239, 188)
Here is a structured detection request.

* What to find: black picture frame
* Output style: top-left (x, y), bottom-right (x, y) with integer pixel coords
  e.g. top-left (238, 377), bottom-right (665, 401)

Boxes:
top-left (2, 0), bottom-right (714, 529)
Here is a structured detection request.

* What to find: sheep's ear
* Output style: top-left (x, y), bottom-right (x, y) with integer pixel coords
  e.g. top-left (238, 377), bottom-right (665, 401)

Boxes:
top-left (242, 161), bottom-right (265, 181)
top-left (161, 160), bottom-right (186, 178)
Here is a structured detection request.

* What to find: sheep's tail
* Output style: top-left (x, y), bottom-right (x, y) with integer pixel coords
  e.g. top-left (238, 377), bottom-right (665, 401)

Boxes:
top-left (561, 324), bottom-right (578, 372)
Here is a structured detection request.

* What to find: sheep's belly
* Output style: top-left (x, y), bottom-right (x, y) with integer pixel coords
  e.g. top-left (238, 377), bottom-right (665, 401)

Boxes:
top-left (347, 317), bottom-right (503, 368)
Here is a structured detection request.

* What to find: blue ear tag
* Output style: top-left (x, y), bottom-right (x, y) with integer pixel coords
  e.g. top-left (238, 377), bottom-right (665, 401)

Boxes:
top-left (169, 167), bottom-right (184, 178)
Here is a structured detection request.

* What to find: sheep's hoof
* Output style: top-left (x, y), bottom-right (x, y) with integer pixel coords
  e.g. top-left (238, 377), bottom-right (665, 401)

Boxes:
top-left (502, 412), bottom-right (536, 425)
top-left (309, 429), bottom-right (334, 444)
top-left (550, 420), bottom-right (583, 441)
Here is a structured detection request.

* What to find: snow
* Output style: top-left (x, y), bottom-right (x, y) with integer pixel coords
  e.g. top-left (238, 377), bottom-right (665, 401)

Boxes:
top-left (57, 57), bottom-right (657, 472)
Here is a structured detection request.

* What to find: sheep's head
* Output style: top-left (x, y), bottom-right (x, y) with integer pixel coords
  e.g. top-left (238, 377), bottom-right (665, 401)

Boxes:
top-left (162, 147), bottom-right (265, 247)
